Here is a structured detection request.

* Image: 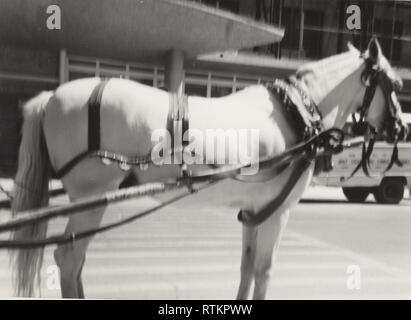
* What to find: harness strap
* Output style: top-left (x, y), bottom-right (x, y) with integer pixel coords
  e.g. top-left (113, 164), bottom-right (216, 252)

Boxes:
top-left (238, 155), bottom-right (314, 226)
top-left (88, 80), bottom-right (109, 151)
top-left (341, 136), bottom-right (373, 182)
top-left (267, 78), bottom-right (322, 141)
top-left (384, 140), bottom-right (403, 173)
top-left (363, 136), bottom-right (375, 176)
top-left (53, 80), bottom-right (109, 179)
top-left (54, 81), bottom-right (190, 179)
top-left (182, 96), bottom-right (189, 147)
top-left (54, 150), bottom-right (91, 179)
top-left (167, 92), bottom-right (189, 151)
top-left (237, 128), bottom-right (345, 226)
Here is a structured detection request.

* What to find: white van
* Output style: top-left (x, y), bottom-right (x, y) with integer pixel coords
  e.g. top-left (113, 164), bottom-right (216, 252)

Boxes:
top-left (315, 116), bottom-right (411, 204)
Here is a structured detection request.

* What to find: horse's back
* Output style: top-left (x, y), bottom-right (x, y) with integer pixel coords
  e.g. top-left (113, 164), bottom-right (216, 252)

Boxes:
top-left (46, 77), bottom-right (167, 115)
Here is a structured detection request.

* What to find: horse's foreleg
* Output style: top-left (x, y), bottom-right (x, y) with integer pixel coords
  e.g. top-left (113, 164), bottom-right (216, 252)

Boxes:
top-left (236, 221), bottom-right (257, 300)
top-left (76, 257), bottom-right (86, 298)
top-left (252, 209), bottom-right (290, 300)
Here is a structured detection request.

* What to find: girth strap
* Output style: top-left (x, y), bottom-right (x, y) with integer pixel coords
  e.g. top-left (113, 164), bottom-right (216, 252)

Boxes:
top-left (53, 79), bottom-right (109, 179)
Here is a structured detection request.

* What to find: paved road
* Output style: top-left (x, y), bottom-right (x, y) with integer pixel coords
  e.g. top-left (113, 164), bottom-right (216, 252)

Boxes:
top-left (1, 185), bottom-right (411, 299)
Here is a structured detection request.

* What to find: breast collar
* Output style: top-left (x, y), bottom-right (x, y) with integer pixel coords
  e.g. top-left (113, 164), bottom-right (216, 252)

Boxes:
top-left (266, 77), bottom-right (323, 141)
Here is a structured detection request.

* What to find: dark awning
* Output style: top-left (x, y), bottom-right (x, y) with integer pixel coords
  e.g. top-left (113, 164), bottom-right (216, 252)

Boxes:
top-left (0, 0), bottom-right (284, 62)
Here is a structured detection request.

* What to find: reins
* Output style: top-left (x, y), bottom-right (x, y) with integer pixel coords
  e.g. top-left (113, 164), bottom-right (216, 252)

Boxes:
top-left (342, 54), bottom-right (405, 182)
top-left (0, 180), bottom-right (220, 249)
top-left (3, 50), bottom-right (405, 248)
top-left (0, 128), bottom-right (347, 249)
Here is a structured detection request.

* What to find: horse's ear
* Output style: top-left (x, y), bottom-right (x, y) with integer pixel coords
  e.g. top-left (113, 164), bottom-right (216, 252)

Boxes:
top-left (347, 42), bottom-right (359, 53)
top-left (367, 37), bottom-right (382, 62)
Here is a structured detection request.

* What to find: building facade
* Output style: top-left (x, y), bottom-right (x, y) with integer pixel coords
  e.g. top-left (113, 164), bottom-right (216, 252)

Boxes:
top-left (196, 0), bottom-right (411, 66)
top-left (0, 0), bottom-right (410, 175)
top-left (194, 0), bottom-right (411, 107)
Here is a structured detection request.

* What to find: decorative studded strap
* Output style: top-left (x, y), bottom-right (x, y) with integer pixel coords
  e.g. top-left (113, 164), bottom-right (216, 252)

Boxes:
top-left (267, 78), bottom-right (322, 141)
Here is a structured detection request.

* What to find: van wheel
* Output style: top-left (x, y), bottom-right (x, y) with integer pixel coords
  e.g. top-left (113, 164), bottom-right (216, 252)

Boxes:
top-left (342, 187), bottom-right (369, 202)
top-left (373, 178), bottom-right (404, 204)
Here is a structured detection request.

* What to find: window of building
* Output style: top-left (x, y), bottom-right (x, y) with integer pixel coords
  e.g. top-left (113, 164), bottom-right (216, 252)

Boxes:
top-left (400, 100), bottom-right (411, 114)
top-left (374, 18), bottom-right (403, 62)
top-left (303, 10), bottom-right (324, 58)
top-left (65, 55), bottom-right (276, 99)
top-left (281, 7), bottom-right (301, 56)
top-left (280, 6), bottom-right (324, 59)
top-left (210, 86), bottom-right (232, 97)
top-left (185, 83), bottom-right (208, 97)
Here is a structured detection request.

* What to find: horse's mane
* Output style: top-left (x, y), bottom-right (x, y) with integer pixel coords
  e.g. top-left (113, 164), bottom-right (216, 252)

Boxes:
top-left (295, 50), bottom-right (363, 105)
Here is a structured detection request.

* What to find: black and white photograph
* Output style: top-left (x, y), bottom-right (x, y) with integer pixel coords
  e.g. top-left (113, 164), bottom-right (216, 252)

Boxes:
top-left (1, 0), bottom-right (411, 306)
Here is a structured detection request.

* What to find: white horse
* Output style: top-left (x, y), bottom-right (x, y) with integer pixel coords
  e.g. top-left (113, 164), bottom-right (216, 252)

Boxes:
top-left (10, 38), bottom-right (407, 299)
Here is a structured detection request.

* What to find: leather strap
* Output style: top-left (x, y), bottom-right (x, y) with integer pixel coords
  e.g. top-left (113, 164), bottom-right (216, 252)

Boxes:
top-left (88, 80), bottom-right (109, 151)
top-left (238, 156), bottom-right (313, 226)
top-left (167, 92), bottom-right (189, 155)
top-left (267, 78), bottom-right (322, 141)
top-left (53, 80), bottom-right (109, 179)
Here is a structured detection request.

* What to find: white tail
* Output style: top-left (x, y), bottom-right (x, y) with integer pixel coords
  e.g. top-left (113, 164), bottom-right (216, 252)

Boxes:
top-left (10, 91), bottom-right (54, 297)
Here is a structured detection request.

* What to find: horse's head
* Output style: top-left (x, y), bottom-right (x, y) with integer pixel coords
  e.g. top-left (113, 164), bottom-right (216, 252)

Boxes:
top-left (350, 38), bottom-right (407, 143)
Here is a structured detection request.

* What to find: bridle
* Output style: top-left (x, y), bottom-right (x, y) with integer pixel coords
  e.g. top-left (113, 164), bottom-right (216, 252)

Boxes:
top-left (346, 55), bottom-right (407, 180)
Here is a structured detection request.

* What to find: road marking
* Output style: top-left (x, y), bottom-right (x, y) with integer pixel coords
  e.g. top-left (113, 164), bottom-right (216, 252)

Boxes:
top-left (2, 200), bottom-right (411, 298)
top-left (288, 229), bottom-right (411, 280)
